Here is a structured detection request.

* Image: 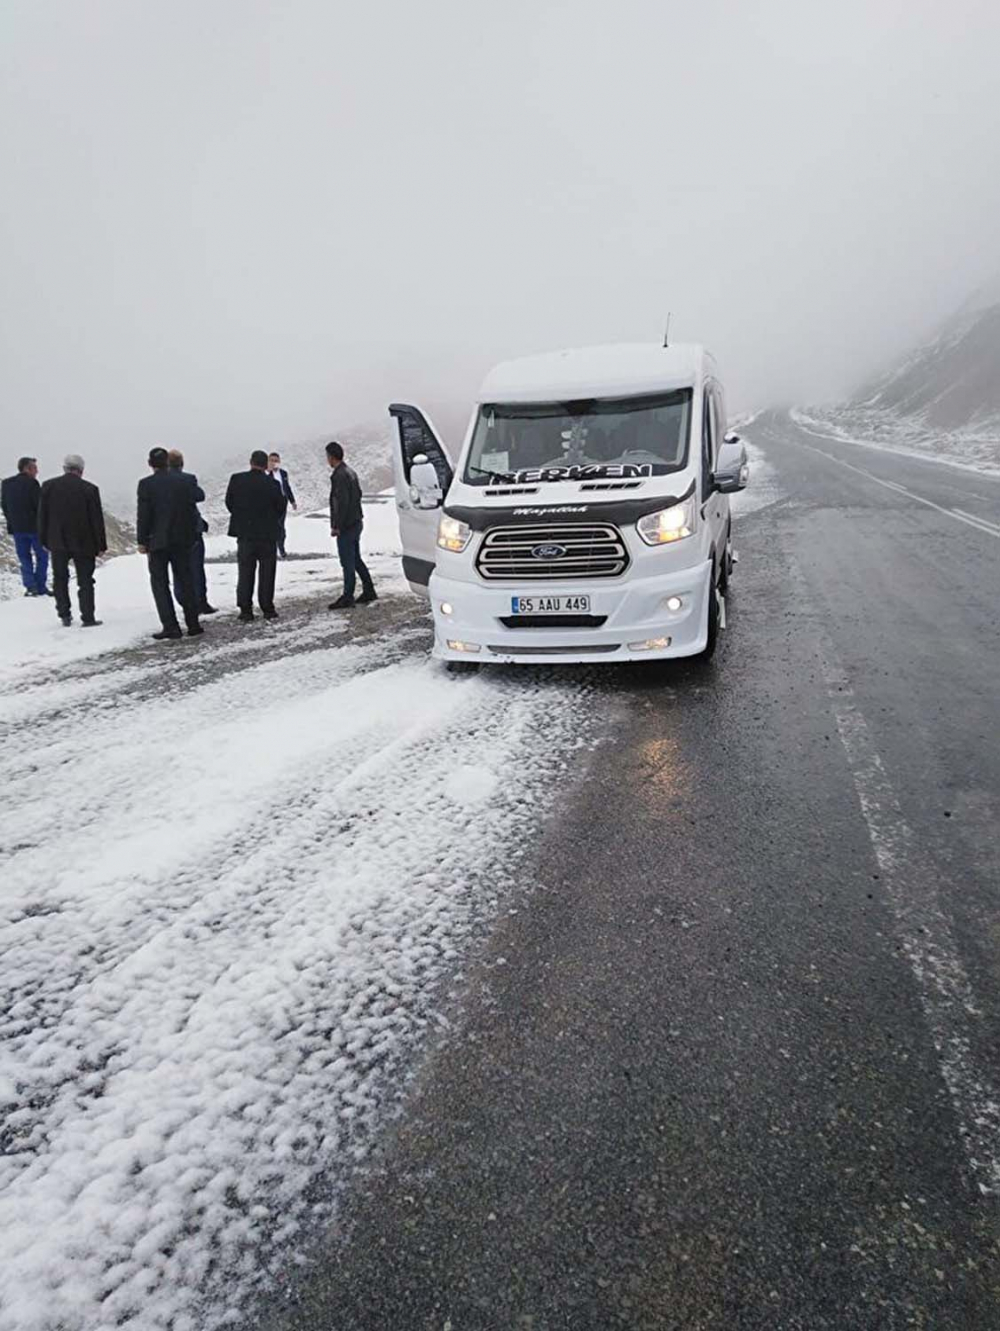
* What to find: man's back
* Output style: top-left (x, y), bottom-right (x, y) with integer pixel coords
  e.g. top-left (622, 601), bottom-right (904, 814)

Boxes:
top-left (1, 472), bottom-right (41, 534)
top-left (226, 469), bottom-right (284, 541)
top-left (137, 470), bottom-right (199, 551)
top-left (330, 462), bottom-right (364, 531)
top-left (39, 473), bottom-right (106, 554)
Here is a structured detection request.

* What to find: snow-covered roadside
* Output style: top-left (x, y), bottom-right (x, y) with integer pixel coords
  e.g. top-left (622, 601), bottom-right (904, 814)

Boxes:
top-left (791, 406), bottom-right (1000, 478)
top-left (0, 570), bottom-right (594, 1330)
top-left (0, 499), bottom-right (402, 684)
top-left (731, 434), bottom-right (782, 519)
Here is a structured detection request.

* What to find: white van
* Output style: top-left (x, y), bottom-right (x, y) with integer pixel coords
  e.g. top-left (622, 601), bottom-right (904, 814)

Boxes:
top-left (389, 343), bottom-right (748, 667)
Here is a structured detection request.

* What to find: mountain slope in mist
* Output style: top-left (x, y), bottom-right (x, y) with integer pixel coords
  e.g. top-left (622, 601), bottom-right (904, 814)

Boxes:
top-left (855, 289), bottom-right (1000, 432)
top-left (797, 286), bottom-right (1000, 473)
top-left (199, 420), bottom-right (396, 530)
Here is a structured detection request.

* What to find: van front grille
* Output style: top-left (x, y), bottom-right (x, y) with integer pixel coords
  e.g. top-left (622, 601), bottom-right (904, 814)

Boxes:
top-left (475, 524), bottom-right (629, 581)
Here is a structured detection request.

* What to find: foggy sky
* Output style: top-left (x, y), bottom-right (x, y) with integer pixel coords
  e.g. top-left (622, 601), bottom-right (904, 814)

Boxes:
top-left (2, 0), bottom-right (999, 485)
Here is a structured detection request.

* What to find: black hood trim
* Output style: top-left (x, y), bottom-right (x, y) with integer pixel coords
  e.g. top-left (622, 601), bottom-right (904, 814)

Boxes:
top-left (445, 478), bottom-right (696, 531)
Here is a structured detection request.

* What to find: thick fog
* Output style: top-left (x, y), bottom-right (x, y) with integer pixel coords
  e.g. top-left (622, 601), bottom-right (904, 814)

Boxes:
top-left (2, 0), bottom-right (998, 484)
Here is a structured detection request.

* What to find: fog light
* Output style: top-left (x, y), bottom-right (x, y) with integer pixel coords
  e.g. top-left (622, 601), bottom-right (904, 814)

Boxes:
top-left (665, 595), bottom-right (683, 612)
top-left (440, 601), bottom-right (454, 616)
top-left (628, 637), bottom-right (671, 652)
top-left (447, 639), bottom-right (481, 654)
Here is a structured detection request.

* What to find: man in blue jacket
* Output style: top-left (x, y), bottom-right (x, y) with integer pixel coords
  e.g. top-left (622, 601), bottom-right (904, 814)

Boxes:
top-left (1, 456), bottom-right (49, 596)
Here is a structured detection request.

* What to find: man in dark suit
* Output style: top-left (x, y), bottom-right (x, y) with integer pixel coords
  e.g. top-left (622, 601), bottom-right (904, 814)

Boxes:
top-left (137, 447), bottom-right (202, 640)
top-left (38, 453), bottom-right (107, 627)
top-left (267, 451), bottom-right (296, 558)
top-left (225, 449), bottom-right (285, 622)
top-left (1, 456), bottom-right (48, 596)
top-left (167, 449), bottom-right (216, 615)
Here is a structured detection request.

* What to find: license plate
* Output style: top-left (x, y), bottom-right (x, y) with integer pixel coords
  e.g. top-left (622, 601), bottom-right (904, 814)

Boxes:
top-left (510, 595), bottom-right (591, 614)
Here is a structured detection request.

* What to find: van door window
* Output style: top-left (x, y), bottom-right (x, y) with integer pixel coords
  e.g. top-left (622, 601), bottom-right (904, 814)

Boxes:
top-left (701, 389), bottom-right (716, 500)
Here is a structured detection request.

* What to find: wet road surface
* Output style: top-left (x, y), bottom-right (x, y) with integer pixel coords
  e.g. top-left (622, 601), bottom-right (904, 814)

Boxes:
top-left (246, 414), bottom-right (1000, 1329)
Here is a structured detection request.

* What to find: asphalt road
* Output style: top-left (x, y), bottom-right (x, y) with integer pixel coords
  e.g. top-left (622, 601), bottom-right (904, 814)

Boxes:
top-left (250, 414), bottom-right (1000, 1330)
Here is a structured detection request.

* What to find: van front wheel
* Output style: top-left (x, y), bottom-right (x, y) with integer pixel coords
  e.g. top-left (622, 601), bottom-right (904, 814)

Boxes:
top-left (446, 660), bottom-right (480, 675)
top-left (698, 569), bottom-right (723, 661)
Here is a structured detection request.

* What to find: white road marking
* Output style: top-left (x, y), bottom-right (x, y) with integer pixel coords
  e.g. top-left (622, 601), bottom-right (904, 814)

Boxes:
top-left (794, 439), bottom-right (1000, 540)
top-left (799, 585), bottom-right (1000, 1194)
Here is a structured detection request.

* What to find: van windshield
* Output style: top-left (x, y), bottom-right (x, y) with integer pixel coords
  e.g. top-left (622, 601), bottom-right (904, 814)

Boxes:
top-left (463, 390), bottom-right (693, 485)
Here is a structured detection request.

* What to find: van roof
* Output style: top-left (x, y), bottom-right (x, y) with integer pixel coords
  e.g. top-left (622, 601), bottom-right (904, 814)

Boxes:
top-left (479, 343), bottom-right (713, 405)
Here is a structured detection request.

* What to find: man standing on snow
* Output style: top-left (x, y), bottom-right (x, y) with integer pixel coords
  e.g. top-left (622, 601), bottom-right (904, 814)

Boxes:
top-left (267, 451), bottom-right (296, 558)
top-left (225, 449), bottom-right (285, 622)
top-left (1, 456), bottom-right (48, 597)
top-left (167, 449), bottom-right (216, 615)
top-left (137, 447), bottom-right (203, 641)
top-left (38, 454), bottom-right (107, 627)
top-left (326, 440), bottom-right (376, 611)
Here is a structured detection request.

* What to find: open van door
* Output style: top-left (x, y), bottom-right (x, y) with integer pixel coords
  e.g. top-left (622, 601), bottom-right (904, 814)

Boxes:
top-left (388, 403), bottom-right (455, 595)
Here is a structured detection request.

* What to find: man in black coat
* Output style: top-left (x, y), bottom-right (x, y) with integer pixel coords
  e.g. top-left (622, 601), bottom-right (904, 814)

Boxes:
top-left (167, 449), bottom-right (216, 615)
top-left (38, 454), bottom-right (107, 627)
top-left (326, 440), bottom-right (376, 610)
top-left (225, 449), bottom-right (285, 622)
top-left (266, 451), bottom-right (297, 558)
top-left (137, 447), bottom-right (202, 640)
top-left (1, 456), bottom-right (48, 596)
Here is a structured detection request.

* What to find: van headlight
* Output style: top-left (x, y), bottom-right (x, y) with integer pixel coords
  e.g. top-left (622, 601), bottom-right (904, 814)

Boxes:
top-left (637, 497), bottom-right (696, 546)
top-left (437, 514), bottom-right (472, 553)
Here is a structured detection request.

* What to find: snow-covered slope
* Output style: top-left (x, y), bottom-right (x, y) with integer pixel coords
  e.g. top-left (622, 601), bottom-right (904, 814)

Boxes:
top-left (798, 285), bottom-right (1000, 473)
top-left (200, 420), bottom-right (396, 530)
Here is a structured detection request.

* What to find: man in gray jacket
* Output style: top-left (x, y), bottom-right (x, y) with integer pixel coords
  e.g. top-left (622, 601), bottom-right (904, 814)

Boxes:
top-left (326, 440), bottom-right (376, 610)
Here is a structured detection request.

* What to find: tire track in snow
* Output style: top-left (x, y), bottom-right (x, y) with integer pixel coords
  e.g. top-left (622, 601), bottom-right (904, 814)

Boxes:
top-left (0, 625), bottom-right (596, 1331)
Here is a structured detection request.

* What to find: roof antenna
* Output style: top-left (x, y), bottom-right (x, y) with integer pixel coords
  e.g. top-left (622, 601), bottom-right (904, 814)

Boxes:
top-left (663, 312), bottom-right (672, 348)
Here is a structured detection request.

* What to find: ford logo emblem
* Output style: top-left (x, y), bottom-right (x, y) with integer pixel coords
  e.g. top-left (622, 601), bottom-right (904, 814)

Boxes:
top-left (531, 543), bottom-right (567, 560)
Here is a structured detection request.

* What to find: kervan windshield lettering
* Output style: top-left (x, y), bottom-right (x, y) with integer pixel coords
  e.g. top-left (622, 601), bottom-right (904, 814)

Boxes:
top-left (485, 463), bottom-right (652, 484)
top-left (464, 389), bottom-right (693, 487)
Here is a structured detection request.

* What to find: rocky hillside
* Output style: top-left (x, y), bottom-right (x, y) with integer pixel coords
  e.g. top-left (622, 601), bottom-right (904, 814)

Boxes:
top-left (199, 419), bottom-right (397, 530)
top-left (798, 285), bottom-right (1000, 472)
top-left (855, 289), bottom-right (1000, 432)
top-left (1, 508), bottom-right (134, 599)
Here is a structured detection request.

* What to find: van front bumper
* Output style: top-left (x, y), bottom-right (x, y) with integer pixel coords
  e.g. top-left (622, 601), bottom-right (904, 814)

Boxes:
top-left (429, 561), bottom-right (713, 664)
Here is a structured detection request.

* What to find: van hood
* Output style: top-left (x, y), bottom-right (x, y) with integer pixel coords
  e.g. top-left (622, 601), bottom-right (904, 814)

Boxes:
top-left (443, 472), bottom-right (697, 531)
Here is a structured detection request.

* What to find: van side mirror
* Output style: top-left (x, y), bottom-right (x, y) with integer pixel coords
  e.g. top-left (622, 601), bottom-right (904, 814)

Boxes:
top-left (409, 454), bottom-right (444, 509)
top-left (713, 438), bottom-right (749, 494)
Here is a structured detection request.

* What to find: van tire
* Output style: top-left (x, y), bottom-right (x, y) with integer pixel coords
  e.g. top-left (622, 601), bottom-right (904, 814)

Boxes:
top-left (698, 567), bottom-right (722, 661)
top-left (446, 660), bottom-right (480, 675)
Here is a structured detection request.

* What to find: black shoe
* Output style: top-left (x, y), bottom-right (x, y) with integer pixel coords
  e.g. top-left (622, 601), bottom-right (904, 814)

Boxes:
top-left (328, 596), bottom-right (355, 610)
top-left (81, 619), bottom-right (103, 628)
top-left (42, 588), bottom-right (54, 596)
top-left (187, 623), bottom-right (204, 637)
top-left (59, 615), bottom-right (72, 627)
top-left (152, 628), bottom-right (183, 640)
top-left (262, 608), bottom-right (279, 620)
top-left (199, 603), bottom-right (218, 615)
top-left (238, 612), bottom-right (255, 624)
top-left (357, 588), bottom-right (378, 604)
top-left (24, 588), bottom-right (38, 597)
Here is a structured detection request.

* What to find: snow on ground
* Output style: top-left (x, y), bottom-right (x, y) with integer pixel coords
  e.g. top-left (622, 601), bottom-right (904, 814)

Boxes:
top-left (0, 498), bottom-right (402, 684)
top-left (0, 497), bottom-right (597, 1330)
top-left (731, 435), bottom-right (781, 519)
top-left (791, 406), bottom-right (1000, 478)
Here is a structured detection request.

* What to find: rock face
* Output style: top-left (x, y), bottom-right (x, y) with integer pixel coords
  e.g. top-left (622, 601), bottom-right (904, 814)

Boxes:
top-left (1, 507), bottom-right (134, 598)
top-left (855, 290), bottom-right (1000, 433)
top-left (199, 419), bottom-right (398, 528)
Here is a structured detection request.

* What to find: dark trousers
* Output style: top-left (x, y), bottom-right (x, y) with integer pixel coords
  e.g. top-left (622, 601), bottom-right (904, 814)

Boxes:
top-left (336, 523), bottom-right (373, 601)
top-left (172, 535), bottom-right (208, 609)
top-left (149, 544), bottom-right (199, 631)
top-left (51, 551), bottom-right (96, 622)
top-left (14, 532), bottom-right (49, 592)
top-left (277, 516), bottom-right (287, 558)
top-left (237, 537), bottom-right (277, 612)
